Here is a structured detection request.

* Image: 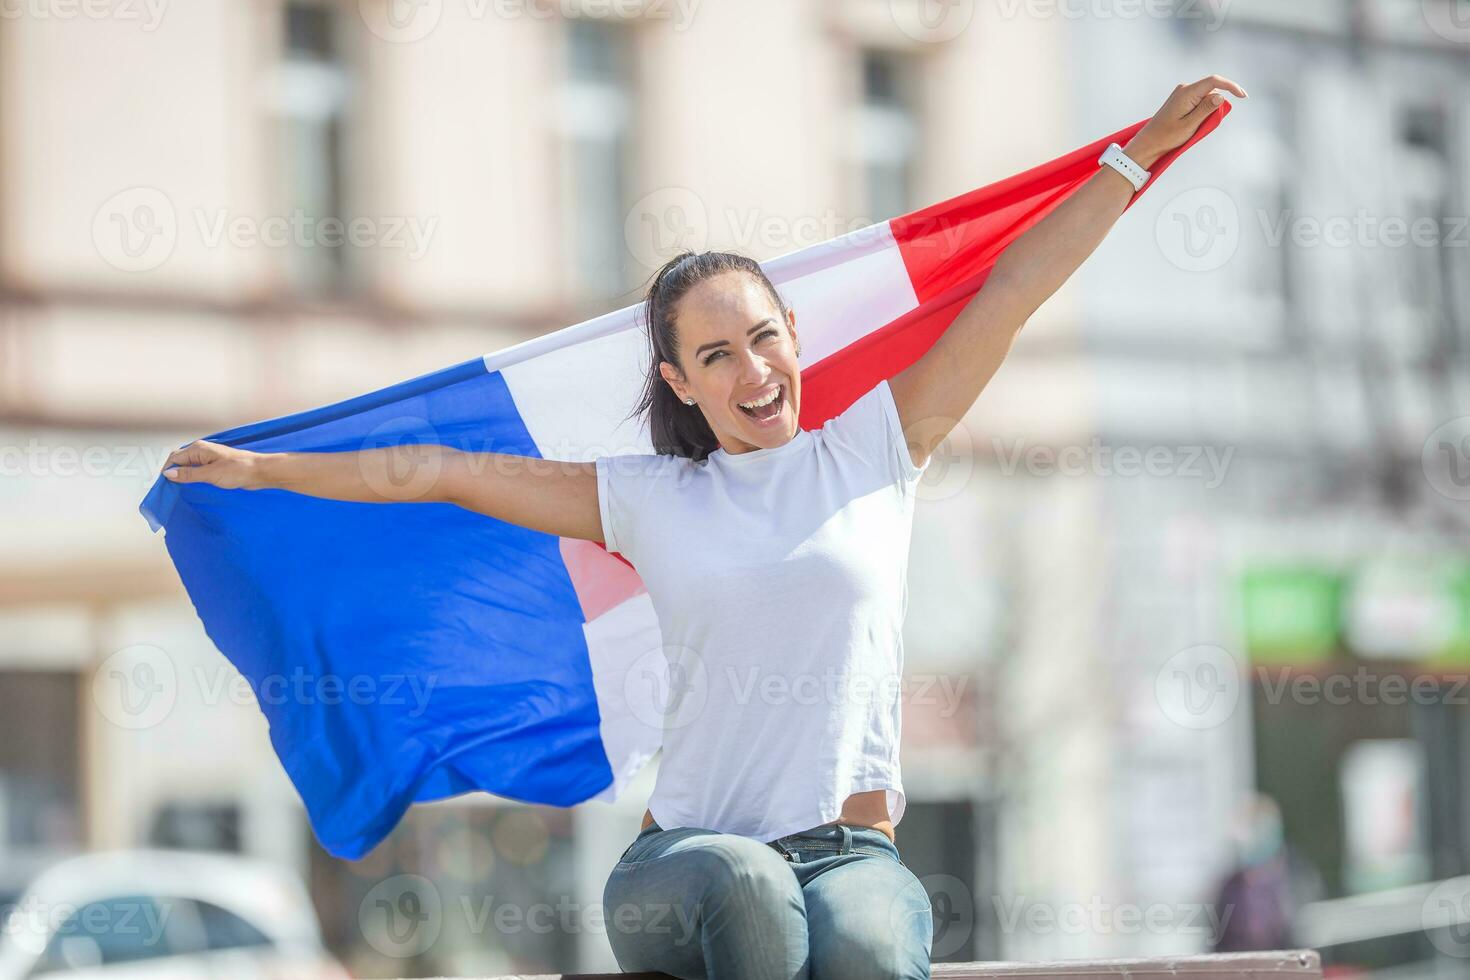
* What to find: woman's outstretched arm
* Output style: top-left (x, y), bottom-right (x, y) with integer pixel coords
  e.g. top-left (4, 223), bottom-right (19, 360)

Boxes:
top-left (888, 74), bottom-right (1248, 467)
top-left (160, 440), bottom-right (604, 542)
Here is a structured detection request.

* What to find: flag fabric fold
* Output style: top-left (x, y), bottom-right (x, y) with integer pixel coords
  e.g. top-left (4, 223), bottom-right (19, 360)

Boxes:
top-left (139, 107), bottom-right (1228, 859)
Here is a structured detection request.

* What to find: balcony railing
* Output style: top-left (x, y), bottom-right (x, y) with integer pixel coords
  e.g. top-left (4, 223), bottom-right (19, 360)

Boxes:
top-left (494, 948), bottom-right (1322, 980)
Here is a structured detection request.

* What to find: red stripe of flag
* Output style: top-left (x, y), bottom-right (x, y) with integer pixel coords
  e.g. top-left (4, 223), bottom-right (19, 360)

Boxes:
top-left (799, 104), bottom-right (1232, 425)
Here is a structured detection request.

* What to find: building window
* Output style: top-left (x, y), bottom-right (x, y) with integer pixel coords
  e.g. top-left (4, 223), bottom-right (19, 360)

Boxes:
top-left (857, 49), bottom-right (919, 224)
top-left (560, 18), bottom-right (634, 302)
top-left (274, 1), bottom-right (355, 296)
top-left (1392, 103), bottom-right (1453, 362)
top-left (0, 671), bottom-right (81, 849)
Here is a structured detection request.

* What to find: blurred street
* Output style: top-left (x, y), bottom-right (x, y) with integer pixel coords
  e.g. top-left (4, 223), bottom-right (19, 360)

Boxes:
top-left (2, 1), bottom-right (1469, 976)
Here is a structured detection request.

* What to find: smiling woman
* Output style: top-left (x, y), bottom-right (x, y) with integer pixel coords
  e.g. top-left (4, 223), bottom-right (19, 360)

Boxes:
top-left (152, 71), bottom-right (1243, 979)
top-left (596, 247), bottom-right (934, 978)
top-left (630, 250), bottom-right (807, 460)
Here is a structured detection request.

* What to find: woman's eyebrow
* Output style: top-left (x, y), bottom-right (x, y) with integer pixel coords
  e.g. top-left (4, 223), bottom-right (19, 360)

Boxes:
top-left (694, 318), bottom-right (776, 357)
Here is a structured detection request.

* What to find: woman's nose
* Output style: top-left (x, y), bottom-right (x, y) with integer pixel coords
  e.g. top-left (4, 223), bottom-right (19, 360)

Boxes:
top-left (737, 350), bottom-right (768, 385)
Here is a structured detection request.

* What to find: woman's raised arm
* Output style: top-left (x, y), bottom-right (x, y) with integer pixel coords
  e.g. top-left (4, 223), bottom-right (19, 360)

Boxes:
top-left (161, 440), bottom-right (605, 543)
top-left (888, 74), bottom-right (1247, 469)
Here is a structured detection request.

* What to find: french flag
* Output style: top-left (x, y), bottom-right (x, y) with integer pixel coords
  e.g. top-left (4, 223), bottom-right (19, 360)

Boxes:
top-left (139, 107), bottom-right (1227, 860)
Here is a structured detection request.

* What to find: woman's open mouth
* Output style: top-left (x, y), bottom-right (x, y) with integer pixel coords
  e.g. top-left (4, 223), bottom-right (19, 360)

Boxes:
top-left (737, 385), bottom-right (785, 426)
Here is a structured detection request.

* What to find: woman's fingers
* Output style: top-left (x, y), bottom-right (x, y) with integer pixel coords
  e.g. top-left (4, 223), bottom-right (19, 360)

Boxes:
top-left (1186, 74), bottom-right (1248, 100)
top-left (1181, 89), bottom-right (1227, 128)
top-left (162, 461), bottom-right (210, 483)
top-left (163, 440), bottom-right (223, 480)
top-left (166, 440), bottom-right (207, 467)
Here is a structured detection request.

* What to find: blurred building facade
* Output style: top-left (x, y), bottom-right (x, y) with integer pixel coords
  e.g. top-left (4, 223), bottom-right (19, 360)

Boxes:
top-left (1, 0), bottom-right (1467, 975)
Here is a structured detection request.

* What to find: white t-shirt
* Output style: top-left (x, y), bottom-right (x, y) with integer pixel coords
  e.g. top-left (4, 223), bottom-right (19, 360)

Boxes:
top-left (594, 378), bottom-right (929, 842)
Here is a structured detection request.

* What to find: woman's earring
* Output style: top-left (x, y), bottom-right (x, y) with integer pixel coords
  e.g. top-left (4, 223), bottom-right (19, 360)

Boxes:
top-left (684, 397), bottom-right (696, 406)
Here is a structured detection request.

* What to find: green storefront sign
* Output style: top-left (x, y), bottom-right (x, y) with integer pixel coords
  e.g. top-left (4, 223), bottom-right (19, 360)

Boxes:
top-left (1239, 563), bottom-right (1470, 665)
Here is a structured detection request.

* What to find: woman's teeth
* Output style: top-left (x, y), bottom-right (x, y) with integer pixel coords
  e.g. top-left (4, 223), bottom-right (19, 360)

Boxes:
top-left (738, 386), bottom-right (784, 422)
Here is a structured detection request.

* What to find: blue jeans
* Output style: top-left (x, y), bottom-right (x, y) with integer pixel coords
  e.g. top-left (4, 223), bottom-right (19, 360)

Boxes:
top-left (602, 820), bottom-right (933, 979)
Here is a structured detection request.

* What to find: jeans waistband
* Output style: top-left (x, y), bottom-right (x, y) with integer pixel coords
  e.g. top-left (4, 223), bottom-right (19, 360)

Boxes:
top-left (637, 819), bottom-right (891, 854)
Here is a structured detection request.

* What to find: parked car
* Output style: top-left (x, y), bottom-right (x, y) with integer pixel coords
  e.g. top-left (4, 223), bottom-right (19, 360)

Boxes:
top-left (0, 849), bottom-right (349, 979)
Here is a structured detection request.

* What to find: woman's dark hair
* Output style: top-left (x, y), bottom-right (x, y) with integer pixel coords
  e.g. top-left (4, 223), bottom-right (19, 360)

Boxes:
top-left (631, 250), bottom-right (792, 462)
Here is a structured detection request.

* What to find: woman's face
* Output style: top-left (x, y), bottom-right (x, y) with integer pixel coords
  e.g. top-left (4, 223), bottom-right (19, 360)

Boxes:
top-left (659, 271), bottom-right (801, 456)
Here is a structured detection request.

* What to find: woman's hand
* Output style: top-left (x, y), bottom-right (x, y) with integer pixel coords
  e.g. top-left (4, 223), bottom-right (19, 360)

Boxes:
top-left (162, 440), bottom-right (269, 490)
top-left (1124, 74), bottom-right (1247, 170)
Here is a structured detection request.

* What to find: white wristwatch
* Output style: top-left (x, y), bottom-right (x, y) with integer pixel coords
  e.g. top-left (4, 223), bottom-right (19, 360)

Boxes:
top-left (1098, 142), bottom-right (1150, 192)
